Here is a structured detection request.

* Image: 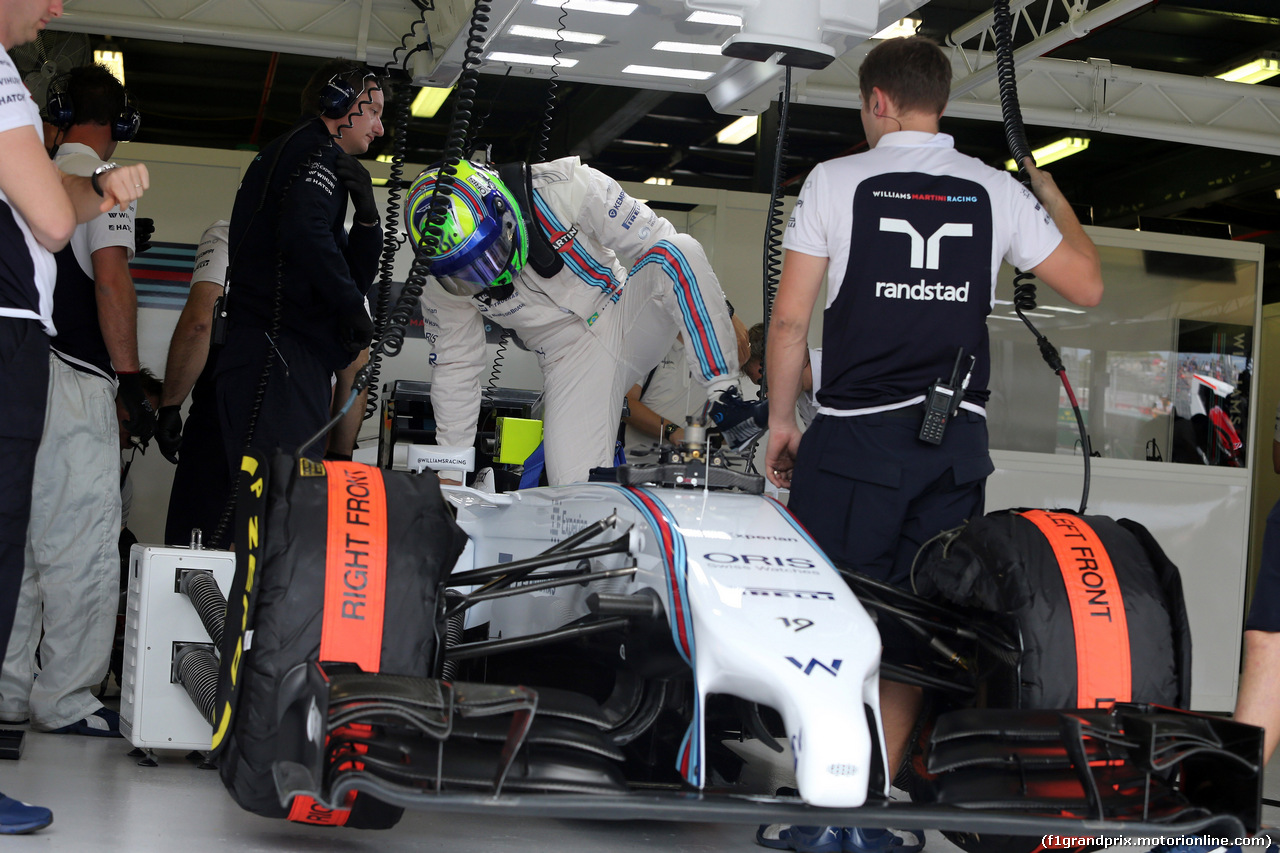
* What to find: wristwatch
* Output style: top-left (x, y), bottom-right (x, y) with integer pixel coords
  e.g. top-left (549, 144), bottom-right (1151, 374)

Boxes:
top-left (90, 162), bottom-right (119, 197)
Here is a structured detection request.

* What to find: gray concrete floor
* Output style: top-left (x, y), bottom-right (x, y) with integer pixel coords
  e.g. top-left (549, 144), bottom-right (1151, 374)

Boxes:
top-left (2, 723), bottom-right (1276, 851)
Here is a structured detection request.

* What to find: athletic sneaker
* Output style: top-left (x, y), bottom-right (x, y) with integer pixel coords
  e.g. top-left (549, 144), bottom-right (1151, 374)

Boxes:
top-left (707, 386), bottom-right (769, 450)
top-left (757, 825), bottom-right (924, 853)
top-left (757, 825), bottom-right (844, 853)
top-left (47, 707), bottom-right (122, 738)
top-left (0, 793), bottom-right (52, 834)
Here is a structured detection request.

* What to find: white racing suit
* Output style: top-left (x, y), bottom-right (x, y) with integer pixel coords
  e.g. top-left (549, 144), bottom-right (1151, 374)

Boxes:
top-left (421, 156), bottom-right (739, 485)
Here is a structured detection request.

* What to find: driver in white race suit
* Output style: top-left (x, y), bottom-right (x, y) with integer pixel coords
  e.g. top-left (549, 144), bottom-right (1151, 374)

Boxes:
top-left (411, 157), bottom-right (764, 485)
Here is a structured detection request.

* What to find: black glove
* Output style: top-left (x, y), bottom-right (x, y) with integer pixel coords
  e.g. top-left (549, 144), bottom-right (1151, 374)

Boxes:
top-left (134, 217), bottom-right (155, 255)
top-left (117, 372), bottom-right (157, 444)
top-left (339, 306), bottom-right (374, 354)
top-left (333, 153), bottom-right (378, 224)
top-left (155, 405), bottom-right (183, 463)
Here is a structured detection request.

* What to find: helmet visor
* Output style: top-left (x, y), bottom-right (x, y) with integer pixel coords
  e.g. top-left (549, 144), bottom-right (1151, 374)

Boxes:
top-left (430, 206), bottom-right (520, 296)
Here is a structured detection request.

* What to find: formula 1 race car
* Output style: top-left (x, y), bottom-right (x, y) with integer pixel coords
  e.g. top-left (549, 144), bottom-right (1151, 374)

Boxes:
top-left (206, 442), bottom-right (1265, 842)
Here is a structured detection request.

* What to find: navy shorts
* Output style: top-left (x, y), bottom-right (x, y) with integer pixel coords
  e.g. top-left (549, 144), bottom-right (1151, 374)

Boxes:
top-left (1246, 497), bottom-right (1280, 633)
top-left (787, 408), bottom-right (993, 660)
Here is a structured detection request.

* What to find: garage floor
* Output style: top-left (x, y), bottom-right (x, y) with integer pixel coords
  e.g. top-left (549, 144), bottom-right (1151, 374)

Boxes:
top-left (3, 722), bottom-right (1277, 853)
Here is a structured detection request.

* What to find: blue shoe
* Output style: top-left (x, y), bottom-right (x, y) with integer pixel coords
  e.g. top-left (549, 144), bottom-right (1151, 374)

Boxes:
top-left (757, 824), bottom-right (844, 853)
top-left (843, 827), bottom-right (925, 853)
top-left (707, 386), bottom-right (769, 450)
top-left (0, 793), bottom-right (52, 834)
top-left (48, 707), bottom-right (122, 738)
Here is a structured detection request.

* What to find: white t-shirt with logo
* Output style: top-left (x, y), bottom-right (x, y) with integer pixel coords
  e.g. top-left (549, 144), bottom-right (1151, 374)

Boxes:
top-left (0, 46), bottom-right (57, 334)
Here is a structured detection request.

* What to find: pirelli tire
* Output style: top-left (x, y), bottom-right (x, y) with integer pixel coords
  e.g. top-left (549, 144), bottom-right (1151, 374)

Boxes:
top-left (212, 454), bottom-right (469, 828)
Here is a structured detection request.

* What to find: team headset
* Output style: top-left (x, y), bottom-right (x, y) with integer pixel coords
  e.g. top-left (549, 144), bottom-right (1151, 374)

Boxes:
top-left (318, 69), bottom-right (377, 120)
top-left (45, 76), bottom-right (141, 142)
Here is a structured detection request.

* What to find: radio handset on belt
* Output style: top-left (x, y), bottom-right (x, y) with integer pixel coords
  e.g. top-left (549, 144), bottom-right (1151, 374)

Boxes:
top-left (211, 286), bottom-right (229, 346)
top-left (919, 349), bottom-right (975, 446)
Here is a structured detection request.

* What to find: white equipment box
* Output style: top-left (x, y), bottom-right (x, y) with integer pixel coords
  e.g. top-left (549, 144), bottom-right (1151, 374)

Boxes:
top-left (120, 545), bottom-right (235, 751)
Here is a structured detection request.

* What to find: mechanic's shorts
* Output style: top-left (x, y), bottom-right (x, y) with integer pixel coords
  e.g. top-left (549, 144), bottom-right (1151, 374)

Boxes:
top-left (787, 408), bottom-right (993, 661)
top-left (1246, 496), bottom-right (1280, 632)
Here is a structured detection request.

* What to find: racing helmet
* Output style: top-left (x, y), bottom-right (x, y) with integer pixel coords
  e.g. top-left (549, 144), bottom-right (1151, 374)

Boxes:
top-left (407, 160), bottom-right (529, 296)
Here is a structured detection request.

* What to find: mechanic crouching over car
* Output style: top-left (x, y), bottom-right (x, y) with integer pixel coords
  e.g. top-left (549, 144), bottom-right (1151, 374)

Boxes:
top-left (409, 157), bottom-right (768, 486)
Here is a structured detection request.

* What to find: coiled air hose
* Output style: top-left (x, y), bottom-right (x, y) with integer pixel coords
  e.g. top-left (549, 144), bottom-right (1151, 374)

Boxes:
top-left (759, 64), bottom-right (793, 400)
top-left (179, 570), bottom-right (227, 649)
top-left (992, 0), bottom-right (1091, 513)
top-left (174, 645), bottom-right (220, 726)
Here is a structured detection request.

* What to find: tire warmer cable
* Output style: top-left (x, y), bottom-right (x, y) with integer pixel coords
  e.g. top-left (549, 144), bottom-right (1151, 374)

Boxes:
top-left (992, 0), bottom-right (1091, 513)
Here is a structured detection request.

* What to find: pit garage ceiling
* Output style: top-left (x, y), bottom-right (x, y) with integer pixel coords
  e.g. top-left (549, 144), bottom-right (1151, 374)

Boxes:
top-left (26, 0), bottom-right (1280, 253)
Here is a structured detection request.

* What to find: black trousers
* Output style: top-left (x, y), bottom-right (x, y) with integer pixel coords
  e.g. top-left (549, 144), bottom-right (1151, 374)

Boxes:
top-left (0, 318), bottom-right (49, 660)
top-left (213, 326), bottom-right (333, 479)
top-left (164, 364), bottom-right (230, 546)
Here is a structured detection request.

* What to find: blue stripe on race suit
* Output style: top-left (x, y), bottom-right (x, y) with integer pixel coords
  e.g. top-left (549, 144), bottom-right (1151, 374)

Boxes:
top-left (531, 191), bottom-right (622, 301)
top-left (599, 484), bottom-right (703, 788)
top-left (629, 241), bottom-right (728, 380)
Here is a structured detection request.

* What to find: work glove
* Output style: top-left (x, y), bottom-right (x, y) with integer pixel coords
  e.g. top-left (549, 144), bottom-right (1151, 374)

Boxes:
top-left (134, 217), bottom-right (155, 255)
top-left (155, 405), bottom-right (183, 464)
top-left (117, 371), bottom-right (157, 444)
top-left (334, 152), bottom-right (378, 224)
top-left (339, 305), bottom-right (375, 354)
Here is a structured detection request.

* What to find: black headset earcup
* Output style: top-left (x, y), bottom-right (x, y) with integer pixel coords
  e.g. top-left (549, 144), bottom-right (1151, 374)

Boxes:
top-left (319, 75), bottom-right (357, 119)
top-left (112, 103), bottom-right (140, 142)
top-left (46, 87), bottom-right (74, 129)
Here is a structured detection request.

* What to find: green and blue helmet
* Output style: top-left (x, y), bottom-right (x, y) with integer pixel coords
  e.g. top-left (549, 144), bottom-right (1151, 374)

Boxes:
top-left (407, 160), bottom-right (529, 296)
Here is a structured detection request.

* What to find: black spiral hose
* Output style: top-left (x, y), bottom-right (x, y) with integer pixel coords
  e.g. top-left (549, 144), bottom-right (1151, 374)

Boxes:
top-left (993, 0), bottom-right (1090, 513)
top-left (485, 327), bottom-right (508, 402)
top-left (530, 2), bottom-right (569, 163)
top-left (992, 0), bottom-right (1033, 175)
top-left (759, 64), bottom-right (793, 399)
top-left (363, 79), bottom-right (413, 421)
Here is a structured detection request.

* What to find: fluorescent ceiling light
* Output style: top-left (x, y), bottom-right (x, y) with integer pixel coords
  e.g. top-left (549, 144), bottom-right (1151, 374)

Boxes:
top-left (1005, 137), bottom-right (1089, 170)
top-left (1040, 305), bottom-right (1087, 314)
top-left (716, 115), bottom-right (759, 145)
top-left (1216, 57), bottom-right (1280, 85)
top-left (654, 41), bottom-right (722, 56)
top-left (533, 0), bottom-right (636, 15)
top-left (410, 86), bottom-right (452, 119)
top-left (509, 24), bottom-right (605, 44)
top-left (687, 10), bottom-right (741, 26)
top-left (873, 17), bottom-right (920, 39)
top-left (94, 49), bottom-right (125, 85)
top-left (644, 176), bottom-right (673, 186)
top-left (623, 64), bottom-right (715, 80)
top-left (616, 139), bottom-right (670, 148)
top-left (489, 52), bottom-right (579, 67)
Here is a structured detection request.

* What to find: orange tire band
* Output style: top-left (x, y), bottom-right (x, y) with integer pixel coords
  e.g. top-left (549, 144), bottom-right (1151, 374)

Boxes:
top-left (287, 461), bottom-right (389, 826)
top-left (1019, 510), bottom-right (1131, 709)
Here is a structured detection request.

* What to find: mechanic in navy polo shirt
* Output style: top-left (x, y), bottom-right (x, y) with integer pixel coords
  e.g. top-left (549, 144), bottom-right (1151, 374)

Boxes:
top-left (760, 37), bottom-right (1103, 851)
